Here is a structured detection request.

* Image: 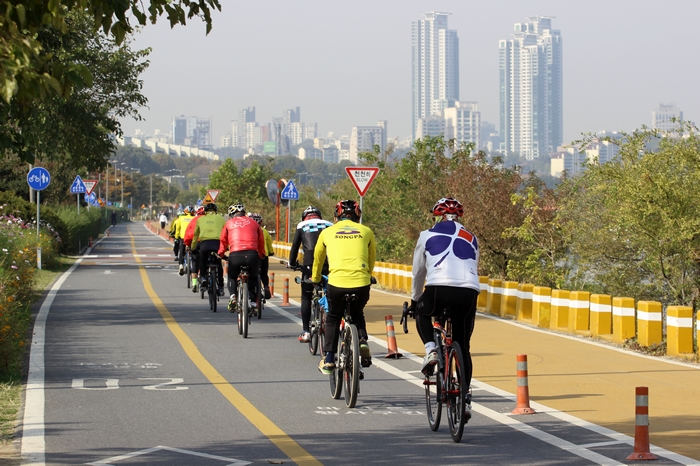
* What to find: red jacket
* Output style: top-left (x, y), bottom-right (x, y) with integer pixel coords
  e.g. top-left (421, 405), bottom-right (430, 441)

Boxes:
top-left (218, 216), bottom-right (265, 258)
top-left (183, 214), bottom-right (204, 247)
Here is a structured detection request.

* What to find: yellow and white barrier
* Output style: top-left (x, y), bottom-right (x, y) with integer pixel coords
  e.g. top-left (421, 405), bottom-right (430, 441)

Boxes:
top-left (532, 286), bottom-right (552, 328)
top-left (612, 297), bottom-right (636, 343)
top-left (666, 306), bottom-right (693, 356)
top-left (550, 289), bottom-right (570, 330)
top-left (477, 276), bottom-right (489, 311)
top-left (486, 279), bottom-right (503, 316)
top-left (568, 291), bottom-right (590, 334)
top-left (636, 301), bottom-right (662, 347)
top-left (516, 283), bottom-right (534, 323)
top-left (500, 281), bottom-right (518, 318)
top-left (590, 294), bottom-right (612, 337)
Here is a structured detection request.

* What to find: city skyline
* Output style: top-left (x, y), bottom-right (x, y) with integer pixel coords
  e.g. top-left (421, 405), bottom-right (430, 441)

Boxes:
top-left (118, 1), bottom-right (699, 149)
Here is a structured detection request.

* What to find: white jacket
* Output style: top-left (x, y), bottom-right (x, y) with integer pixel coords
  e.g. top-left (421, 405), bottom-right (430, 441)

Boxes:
top-left (411, 220), bottom-right (480, 300)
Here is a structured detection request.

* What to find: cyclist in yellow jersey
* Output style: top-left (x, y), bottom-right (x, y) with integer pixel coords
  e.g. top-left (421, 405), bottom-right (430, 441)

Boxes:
top-left (248, 213), bottom-right (274, 299)
top-left (175, 206), bottom-right (195, 275)
top-left (170, 209), bottom-right (184, 261)
top-left (312, 199), bottom-right (376, 374)
top-left (192, 203), bottom-right (227, 295)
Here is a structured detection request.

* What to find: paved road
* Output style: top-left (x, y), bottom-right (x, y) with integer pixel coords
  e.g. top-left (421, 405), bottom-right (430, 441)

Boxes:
top-left (20, 222), bottom-right (700, 465)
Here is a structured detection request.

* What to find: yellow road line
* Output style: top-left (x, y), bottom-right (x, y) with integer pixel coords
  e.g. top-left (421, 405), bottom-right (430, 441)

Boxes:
top-left (129, 232), bottom-right (321, 466)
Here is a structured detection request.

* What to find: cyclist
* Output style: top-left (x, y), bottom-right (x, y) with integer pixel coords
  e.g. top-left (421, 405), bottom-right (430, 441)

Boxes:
top-left (311, 200), bottom-right (376, 375)
top-left (175, 206), bottom-right (195, 274)
top-left (219, 203), bottom-right (265, 312)
top-left (183, 205), bottom-right (206, 290)
top-left (248, 213), bottom-right (274, 300)
top-left (192, 203), bottom-right (226, 295)
top-left (409, 197), bottom-right (480, 420)
top-left (289, 206), bottom-right (332, 343)
top-left (170, 209), bottom-right (184, 261)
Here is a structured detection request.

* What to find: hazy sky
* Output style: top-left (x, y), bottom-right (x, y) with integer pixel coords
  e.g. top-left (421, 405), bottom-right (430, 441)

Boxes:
top-left (119, 0), bottom-right (700, 148)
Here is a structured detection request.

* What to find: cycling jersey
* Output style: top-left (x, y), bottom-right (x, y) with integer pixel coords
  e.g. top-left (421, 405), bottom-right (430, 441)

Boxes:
top-left (262, 228), bottom-right (274, 256)
top-left (218, 216), bottom-right (265, 258)
top-left (289, 218), bottom-right (333, 267)
top-left (175, 215), bottom-right (194, 239)
top-left (411, 220), bottom-right (480, 301)
top-left (312, 219), bottom-right (375, 288)
top-left (192, 213), bottom-right (226, 250)
top-left (183, 214), bottom-right (204, 248)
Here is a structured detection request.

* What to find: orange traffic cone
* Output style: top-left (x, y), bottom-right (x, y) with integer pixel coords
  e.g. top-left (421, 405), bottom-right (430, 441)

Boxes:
top-left (384, 315), bottom-right (403, 358)
top-left (627, 386), bottom-right (657, 460)
top-left (281, 278), bottom-right (290, 306)
top-left (511, 354), bottom-right (536, 414)
top-left (270, 272), bottom-right (275, 297)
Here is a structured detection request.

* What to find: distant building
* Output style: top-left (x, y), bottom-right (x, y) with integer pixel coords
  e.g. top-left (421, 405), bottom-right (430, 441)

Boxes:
top-left (412, 12), bottom-right (459, 140)
top-left (416, 114), bottom-right (446, 140)
top-left (322, 146), bottom-right (339, 164)
top-left (444, 101), bottom-right (481, 149)
top-left (500, 17), bottom-right (563, 159)
top-left (298, 147), bottom-right (323, 160)
top-left (173, 115), bottom-right (211, 149)
top-left (350, 121), bottom-right (387, 163)
top-left (651, 103), bottom-right (683, 132)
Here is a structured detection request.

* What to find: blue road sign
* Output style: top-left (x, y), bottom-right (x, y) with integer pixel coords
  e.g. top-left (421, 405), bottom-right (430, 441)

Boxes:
top-left (280, 179), bottom-right (299, 200)
top-left (70, 175), bottom-right (86, 194)
top-left (27, 167), bottom-right (51, 191)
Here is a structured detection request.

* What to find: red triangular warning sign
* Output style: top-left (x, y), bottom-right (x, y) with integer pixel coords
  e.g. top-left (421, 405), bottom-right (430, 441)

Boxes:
top-left (345, 167), bottom-right (380, 197)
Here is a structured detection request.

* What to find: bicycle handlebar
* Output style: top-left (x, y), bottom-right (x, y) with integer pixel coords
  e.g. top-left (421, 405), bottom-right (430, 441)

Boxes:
top-left (400, 301), bottom-right (413, 334)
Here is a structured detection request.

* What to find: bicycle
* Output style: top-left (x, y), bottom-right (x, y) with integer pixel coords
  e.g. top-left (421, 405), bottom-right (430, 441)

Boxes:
top-left (184, 248), bottom-right (192, 289)
top-left (255, 264), bottom-right (265, 319)
top-left (316, 276), bottom-right (376, 408)
top-left (235, 265), bottom-right (253, 338)
top-left (295, 275), bottom-right (327, 356)
top-left (198, 251), bottom-right (221, 312)
top-left (401, 301), bottom-right (469, 443)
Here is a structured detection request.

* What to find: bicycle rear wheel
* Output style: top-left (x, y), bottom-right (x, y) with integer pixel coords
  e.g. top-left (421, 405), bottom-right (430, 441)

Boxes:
top-left (236, 281), bottom-right (243, 335)
top-left (318, 310), bottom-right (326, 357)
top-left (241, 282), bottom-right (249, 338)
top-left (446, 342), bottom-right (466, 443)
top-left (185, 252), bottom-right (191, 289)
top-left (200, 272), bottom-right (206, 300)
top-left (209, 267), bottom-right (217, 313)
top-left (256, 277), bottom-right (263, 319)
top-left (308, 301), bottom-right (320, 355)
top-left (330, 335), bottom-right (343, 399)
top-left (343, 324), bottom-right (360, 408)
top-left (425, 365), bottom-right (443, 431)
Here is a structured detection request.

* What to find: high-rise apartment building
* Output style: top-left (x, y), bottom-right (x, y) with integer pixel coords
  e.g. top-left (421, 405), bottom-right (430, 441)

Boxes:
top-left (173, 115), bottom-right (211, 149)
top-left (499, 17), bottom-right (563, 160)
top-left (412, 12), bottom-right (459, 140)
top-left (651, 103), bottom-right (683, 132)
top-left (444, 101), bottom-right (481, 149)
top-left (349, 121), bottom-right (387, 163)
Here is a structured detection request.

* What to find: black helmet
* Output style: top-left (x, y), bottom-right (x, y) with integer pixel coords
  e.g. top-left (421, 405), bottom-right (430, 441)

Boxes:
top-left (335, 199), bottom-right (361, 221)
top-left (301, 205), bottom-right (322, 221)
top-left (204, 203), bottom-right (217, 212)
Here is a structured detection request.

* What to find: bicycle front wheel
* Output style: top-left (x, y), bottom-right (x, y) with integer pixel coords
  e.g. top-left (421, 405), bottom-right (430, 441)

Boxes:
top-left (446, 342), bottom-right (466, 443)
top-left (330, 335), bottom-right (343, 399)
top-left (425, 364), bottom-right (443, 431)
top-left (241, 282), bottom-right (249, 338)
top-left (185, 253), bottom-right (191, 289)
top-left (343, 324), bottom-right (360, 408)
top-left (256, 278), bottom-right (263, 319)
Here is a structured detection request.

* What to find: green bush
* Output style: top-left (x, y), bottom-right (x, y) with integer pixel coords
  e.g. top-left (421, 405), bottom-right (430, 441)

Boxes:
top-left (54, 206), bottom-right (104, 254)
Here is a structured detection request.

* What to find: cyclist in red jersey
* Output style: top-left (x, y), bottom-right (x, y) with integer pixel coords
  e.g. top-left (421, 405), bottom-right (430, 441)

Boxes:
top-left (218, 203), bottom-right (266, 312)
top-left (183, 205), bottom-right (206, 290)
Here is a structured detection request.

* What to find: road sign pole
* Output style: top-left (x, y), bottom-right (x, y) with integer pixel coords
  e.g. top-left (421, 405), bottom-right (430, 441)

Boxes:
top-left (37, 190), bottom-right (41, 270)
top-left (286, 202), bottom-right (291, 243)
top-left (359, 196), bottom-right (364, 224)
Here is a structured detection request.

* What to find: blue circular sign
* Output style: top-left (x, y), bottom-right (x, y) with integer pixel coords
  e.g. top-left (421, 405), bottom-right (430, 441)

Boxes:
top-left (27, 167), bottom-right (51, 191)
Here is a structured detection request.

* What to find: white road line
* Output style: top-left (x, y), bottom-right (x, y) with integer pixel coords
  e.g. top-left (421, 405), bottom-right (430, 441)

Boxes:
top-left (21, 236), bottom-right (109, 465)
top-left (266, 299), bottom-right (700, 466)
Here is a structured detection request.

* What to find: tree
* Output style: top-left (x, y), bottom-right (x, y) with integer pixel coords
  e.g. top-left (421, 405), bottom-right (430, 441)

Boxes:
top-left (1, 11), bottom-right (150, 169)
top-left (1, 1), bottom-right (220, 105)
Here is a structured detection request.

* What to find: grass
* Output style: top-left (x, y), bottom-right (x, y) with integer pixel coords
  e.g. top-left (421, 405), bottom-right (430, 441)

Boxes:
top-left (0, 255), bottom-right (75, 458)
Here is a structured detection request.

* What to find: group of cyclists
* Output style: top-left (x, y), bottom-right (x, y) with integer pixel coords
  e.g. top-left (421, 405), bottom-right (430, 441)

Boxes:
top-left (169, 203), bottom-right (272, 312)
top-left (166, 196), bottom-right (480, 422)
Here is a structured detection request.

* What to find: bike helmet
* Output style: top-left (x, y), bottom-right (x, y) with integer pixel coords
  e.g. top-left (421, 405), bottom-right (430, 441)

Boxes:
top-left (301, 205), bottom-right (322, 221)
top-left (204, 203), bottom-right (217, 212)
top-left (228, 203), bottom-right (245, 217)
top-left (176, 209), bottom-right (185, 216)
top-left (432, 197), bottom-right (464, 219)
top-left (335, 199), bottom-right (361, 221)
top-left (251, 213), bottom-right (263, 225)
top-left (195, 205), bottom-right (205, 215)
top-left (183, 205), bottom-right (193, 215)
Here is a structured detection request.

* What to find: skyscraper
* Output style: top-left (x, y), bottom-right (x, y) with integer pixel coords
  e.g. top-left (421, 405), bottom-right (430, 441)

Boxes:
top-left (499, 17), bottom-right (563, 159)
top-left (412, 12), bottom-right (459, 140)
